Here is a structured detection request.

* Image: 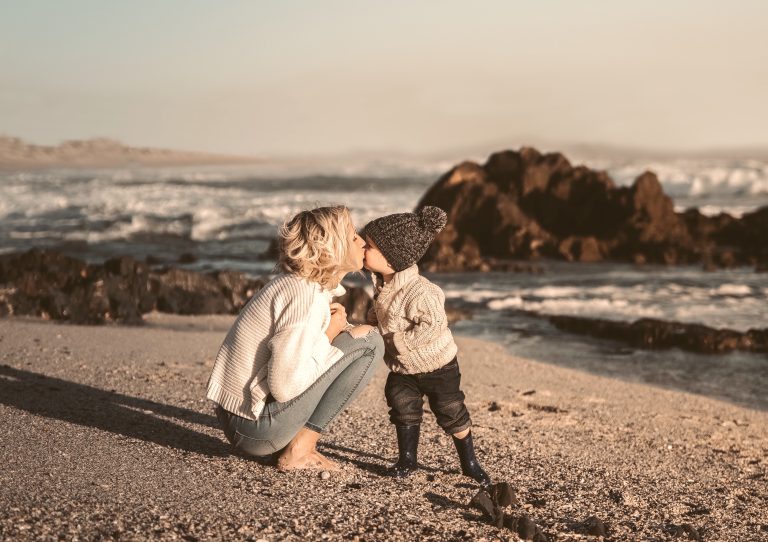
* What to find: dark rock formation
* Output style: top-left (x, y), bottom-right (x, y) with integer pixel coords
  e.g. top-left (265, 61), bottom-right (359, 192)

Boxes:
top-left (0, 250), bottom-right (264, 325)
top-left (417, 148), bottom-right (767, 270)
top-left (0, 250), bottom-right (426, 328)
top-left (445, 304), bottom-right (472, 324)
top-left (549, 315), bottom-right (768, 354)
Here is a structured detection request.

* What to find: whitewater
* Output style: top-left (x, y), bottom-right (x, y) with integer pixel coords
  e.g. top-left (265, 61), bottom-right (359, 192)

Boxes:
top-left (1, 153), bottom-right (766, 407)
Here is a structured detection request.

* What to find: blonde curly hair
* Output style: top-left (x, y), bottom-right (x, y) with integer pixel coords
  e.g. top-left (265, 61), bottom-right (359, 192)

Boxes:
top-left (278, 206), bottom-right (355, 289)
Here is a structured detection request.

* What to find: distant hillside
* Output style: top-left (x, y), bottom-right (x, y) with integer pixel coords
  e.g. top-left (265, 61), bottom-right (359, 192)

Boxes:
top-left (0, 136), bottom-right (263, 169)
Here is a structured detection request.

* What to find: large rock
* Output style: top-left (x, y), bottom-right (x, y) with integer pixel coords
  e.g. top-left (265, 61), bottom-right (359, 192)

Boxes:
top-left (0, 250), bottom-right (264, 325)
top-left (711, 206), bottom-right (768, 266)
top-left (418, 148), bottom-right (767, 270)
top-left (0, 250), bottom-right (392, 327)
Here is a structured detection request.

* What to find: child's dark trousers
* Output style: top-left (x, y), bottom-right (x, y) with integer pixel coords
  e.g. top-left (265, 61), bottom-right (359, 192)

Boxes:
top-left (384, 357), bottom-right (471, 435)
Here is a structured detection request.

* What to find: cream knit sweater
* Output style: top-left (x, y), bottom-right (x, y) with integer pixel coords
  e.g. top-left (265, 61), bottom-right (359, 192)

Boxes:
top-left (206, 274), bottom-right (345, 420)
top-left (370, 264), bottom-right (457, 374)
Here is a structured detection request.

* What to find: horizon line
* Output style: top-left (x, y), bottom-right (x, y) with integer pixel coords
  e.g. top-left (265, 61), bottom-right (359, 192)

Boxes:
top-left (3, 133), bottom-right (768, 162)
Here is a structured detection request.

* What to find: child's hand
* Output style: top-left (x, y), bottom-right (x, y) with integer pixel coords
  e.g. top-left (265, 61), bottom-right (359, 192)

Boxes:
top-left (347, 324), bottom-right (375, 338)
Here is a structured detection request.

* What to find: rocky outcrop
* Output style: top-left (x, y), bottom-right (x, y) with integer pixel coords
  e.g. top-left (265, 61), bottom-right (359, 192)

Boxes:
top-left (0, 250), bottom-right (420, 327)
top-left (549, 315), bottom-right (768, 354)
top-left (0, 250), bottom-right (264, 325)
top-left (417, 148), bottom-right (767, 270)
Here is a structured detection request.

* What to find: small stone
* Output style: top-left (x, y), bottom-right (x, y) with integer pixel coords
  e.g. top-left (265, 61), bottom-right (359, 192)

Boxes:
top-left (320, 471), bottom-right (331, 480)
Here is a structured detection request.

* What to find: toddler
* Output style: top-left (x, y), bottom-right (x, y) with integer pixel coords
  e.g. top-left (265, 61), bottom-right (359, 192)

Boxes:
top-left (362, 206), bottom-right (491, 486)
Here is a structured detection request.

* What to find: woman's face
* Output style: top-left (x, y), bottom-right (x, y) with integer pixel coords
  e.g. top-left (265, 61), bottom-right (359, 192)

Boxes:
top-left (346, 222), bottom-right (366, 271)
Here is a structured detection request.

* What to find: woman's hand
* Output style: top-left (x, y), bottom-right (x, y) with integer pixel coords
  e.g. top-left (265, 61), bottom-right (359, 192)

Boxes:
top-left (325, 302), bottom-right (348, 342)
top-left (347, 324), bottom-right (375, 338)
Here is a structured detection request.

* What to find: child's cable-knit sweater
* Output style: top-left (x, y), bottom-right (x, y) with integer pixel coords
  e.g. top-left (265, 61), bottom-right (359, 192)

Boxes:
top-left (206, 274), bottom-right (345, 420)
top-left (369, 264), bottom-right (457, 374)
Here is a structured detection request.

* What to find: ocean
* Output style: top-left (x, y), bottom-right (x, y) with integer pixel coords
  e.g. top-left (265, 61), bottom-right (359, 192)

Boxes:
top-left (1, 154), bottom-right (767, 408)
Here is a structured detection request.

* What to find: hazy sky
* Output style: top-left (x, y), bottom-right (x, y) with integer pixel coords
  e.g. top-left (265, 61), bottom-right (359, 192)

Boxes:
top-left (1, 0), bottom-right (767, 156)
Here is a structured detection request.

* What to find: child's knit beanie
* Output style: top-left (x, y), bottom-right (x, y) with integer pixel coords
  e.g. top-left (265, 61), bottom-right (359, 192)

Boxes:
top-left (362, 206), bottom-right (447, 272)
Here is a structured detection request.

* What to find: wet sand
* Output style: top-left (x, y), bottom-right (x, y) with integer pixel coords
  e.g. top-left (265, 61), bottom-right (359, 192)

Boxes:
top-left (1, 314), bottom-right (766, 541)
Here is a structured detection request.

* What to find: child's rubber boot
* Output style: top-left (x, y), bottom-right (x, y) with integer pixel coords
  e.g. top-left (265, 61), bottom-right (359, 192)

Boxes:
top-left (453, 431), bottom-right (491, 487)
top-left (389, 425), bottom-right (420, 477)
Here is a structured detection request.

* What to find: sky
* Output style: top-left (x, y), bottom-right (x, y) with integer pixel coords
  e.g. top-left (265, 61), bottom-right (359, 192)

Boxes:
top-left (1, 0), bottom-right (767, 157)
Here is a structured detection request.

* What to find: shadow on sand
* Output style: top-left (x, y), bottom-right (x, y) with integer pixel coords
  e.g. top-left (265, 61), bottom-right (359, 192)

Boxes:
top-left (0, 364), bottom-right (226, 457)
top-left (320, 441), bottom-right (451, 477)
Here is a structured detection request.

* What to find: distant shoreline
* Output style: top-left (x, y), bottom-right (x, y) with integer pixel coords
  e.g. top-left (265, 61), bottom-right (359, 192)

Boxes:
top-left (5, 134), bottom-right (768, 172)
top-left (0, 135), bottom-right (265, 171)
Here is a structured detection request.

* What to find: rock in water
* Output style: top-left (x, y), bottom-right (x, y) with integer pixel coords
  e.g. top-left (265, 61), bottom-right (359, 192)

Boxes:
top-left (549, 314), bottom-right (768, 354)
top-left (417, 147), bottom-right (768, 270)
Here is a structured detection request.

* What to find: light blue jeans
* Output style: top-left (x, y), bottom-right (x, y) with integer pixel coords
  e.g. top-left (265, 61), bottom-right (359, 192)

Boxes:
top-left (215, 330), bottom-right (384, 458)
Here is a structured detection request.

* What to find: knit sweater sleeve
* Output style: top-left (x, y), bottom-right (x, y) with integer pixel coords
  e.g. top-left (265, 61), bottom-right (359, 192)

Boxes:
top-left (391, 285), bottom-right (447, 354)
top-left (267, 285), bottom-right (341, 403)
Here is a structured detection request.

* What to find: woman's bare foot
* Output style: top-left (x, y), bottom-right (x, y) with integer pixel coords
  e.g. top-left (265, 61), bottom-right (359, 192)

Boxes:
top-left (310, 450), bottom-right (340, 471)
top-left (276, 427), bottom-right (340, 471)
top-left (277, 449), bottom-right (325, 471)
top-left (277, 449), bottom-right (340, 471)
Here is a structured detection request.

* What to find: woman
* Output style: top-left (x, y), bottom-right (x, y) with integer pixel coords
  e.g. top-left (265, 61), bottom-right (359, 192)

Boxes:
top-left (206, 206), bottom-right (384, 470)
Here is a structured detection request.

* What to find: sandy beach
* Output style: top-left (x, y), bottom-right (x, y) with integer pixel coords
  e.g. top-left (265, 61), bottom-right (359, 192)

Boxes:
top-left (1, 314), bottom-right (766, 541)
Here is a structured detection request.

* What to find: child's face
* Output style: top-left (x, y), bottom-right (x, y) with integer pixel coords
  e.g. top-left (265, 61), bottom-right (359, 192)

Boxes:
top-left (363, 236), bottom-right (395, 275)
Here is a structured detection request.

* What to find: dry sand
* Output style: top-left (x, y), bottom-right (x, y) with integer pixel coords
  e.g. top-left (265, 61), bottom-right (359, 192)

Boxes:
top-left (1, 314), bottom-right (766, 541)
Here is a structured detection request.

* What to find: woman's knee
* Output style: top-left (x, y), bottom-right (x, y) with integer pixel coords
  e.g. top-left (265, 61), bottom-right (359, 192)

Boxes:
top-left (352, 334), bottom-right (383, 387)
top-left (333, 329), bottom-right (385, 363)
top-left (365, 330), bottom-right (385, 362)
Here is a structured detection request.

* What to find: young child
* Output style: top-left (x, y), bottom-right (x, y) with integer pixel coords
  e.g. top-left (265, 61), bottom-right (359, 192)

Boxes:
top-left (362, 206), bottom-right (491, 486)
